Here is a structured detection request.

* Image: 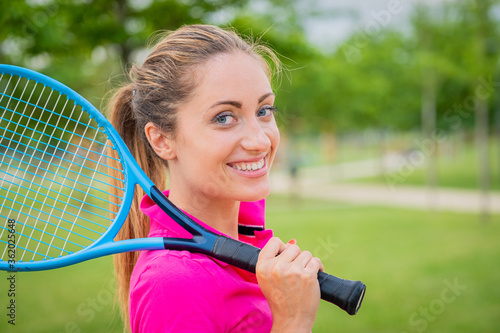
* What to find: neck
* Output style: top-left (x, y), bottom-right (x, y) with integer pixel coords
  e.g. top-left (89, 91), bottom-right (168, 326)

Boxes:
top-left (168, 189), bottom-right (240, 239)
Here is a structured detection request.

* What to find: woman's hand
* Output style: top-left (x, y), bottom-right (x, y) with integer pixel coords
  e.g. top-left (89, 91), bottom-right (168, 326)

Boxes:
top-left (256, 237), bottom-right (324, 333)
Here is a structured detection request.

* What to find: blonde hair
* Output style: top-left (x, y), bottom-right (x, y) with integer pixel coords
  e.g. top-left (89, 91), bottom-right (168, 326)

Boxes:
top-left (108, 24), bottom-right (280, 329)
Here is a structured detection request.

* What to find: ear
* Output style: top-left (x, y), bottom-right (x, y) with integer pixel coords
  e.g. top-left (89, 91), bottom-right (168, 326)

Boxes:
top-left (144, 122), bottom-right (176, 160)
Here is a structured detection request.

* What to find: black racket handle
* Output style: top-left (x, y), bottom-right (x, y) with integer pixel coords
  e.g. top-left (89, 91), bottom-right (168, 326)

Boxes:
top-left (212, 236), bottom-right (366, 315)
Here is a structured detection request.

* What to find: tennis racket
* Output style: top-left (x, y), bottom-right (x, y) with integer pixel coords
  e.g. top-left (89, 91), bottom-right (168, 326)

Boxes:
top-left (0, 64), bottom-right (365, 315)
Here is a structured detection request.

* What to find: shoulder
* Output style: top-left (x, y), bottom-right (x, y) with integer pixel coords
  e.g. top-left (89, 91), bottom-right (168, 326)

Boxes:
top-left (131, 249), bottom-right (224, 301)
top-left (130, 250), bottom-right (227, 333)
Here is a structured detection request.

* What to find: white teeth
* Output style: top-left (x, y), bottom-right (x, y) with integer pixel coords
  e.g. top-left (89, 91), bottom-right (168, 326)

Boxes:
top-left (230, 159), bottom-right (265, 172)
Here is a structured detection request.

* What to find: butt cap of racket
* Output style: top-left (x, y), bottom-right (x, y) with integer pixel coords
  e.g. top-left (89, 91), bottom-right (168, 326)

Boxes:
top-left (318, 271), bottom-right (366, 315)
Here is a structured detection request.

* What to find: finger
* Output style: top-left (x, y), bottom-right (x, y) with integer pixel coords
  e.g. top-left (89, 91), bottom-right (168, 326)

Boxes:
top-left (276, 243), bottom-right (301, 263)
top-left (293, 250), bottom-right (314, 268)
top-left (277, 238), bottom-right (297, 254)
top-left (318, 259), bottom-right (325, 272)
top-left (304, 256), bottom-right (324, 274)
top-left (259, 237), bottom-right (285, 260)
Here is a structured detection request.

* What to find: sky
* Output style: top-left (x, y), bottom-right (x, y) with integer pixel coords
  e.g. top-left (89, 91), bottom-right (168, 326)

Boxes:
top-left (207, 0), bottom-right (455, 53)
top-left (298, 0), bottom-right (448, 51)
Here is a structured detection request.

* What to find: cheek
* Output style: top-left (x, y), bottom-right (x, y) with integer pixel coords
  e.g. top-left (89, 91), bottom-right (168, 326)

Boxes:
top-left (267, 123), bottom-right (280, 154)
top-left (195, 134), bottom-right (235, 170)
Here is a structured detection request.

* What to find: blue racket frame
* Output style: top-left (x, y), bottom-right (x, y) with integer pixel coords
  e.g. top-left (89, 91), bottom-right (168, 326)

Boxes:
top-left (0, 65), bottom-right (216, 272)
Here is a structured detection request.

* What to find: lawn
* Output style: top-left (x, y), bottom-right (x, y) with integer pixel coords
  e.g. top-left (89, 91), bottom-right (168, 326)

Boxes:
top-left (1, 196), bottom-right (498, 333)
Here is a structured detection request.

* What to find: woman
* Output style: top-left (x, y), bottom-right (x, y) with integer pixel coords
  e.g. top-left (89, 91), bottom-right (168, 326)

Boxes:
top-left (109, 24), bottom-right (324, 332)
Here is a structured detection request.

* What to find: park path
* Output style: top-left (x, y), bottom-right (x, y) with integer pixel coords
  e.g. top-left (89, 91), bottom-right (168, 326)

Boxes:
top-left (270, 161), bottom-right (500, 214)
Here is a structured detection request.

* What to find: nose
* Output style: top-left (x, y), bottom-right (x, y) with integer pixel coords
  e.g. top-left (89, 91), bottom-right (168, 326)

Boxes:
top-left (240, 119), bottom-right (271, 153)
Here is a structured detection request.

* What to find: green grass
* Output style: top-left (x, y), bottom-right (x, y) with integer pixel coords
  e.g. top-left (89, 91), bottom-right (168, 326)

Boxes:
top-left (266, 196), bottom-right (500, 333)
top-left (1, 258), bottom-right (123, 333)
top-left (1, 196), bottom-right (499, 333)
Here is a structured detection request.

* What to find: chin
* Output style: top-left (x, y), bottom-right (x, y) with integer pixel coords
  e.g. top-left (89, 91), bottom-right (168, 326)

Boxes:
top-left (237, 183), bottom-right (271, 202)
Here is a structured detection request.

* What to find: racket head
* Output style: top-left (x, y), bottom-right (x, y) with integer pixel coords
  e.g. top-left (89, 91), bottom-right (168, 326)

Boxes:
top-left (0, 64), bottom-right (150, 271)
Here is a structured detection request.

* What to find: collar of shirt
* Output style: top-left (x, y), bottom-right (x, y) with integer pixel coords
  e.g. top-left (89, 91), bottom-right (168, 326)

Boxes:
top-left (140, 190), bottom-right (273, 249)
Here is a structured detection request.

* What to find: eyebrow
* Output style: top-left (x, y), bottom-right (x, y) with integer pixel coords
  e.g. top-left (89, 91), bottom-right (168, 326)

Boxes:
top-left (209, 92), bottom-right (275, 109)
top-left (258, 92), bottom-right (275, 103)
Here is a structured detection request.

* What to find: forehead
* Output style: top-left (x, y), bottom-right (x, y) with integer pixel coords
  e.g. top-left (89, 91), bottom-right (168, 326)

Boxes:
top-left (194, 51), bottom-right (273, 99)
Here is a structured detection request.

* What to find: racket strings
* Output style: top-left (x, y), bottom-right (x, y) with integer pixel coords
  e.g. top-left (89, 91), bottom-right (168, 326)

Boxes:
top-left (16, 107), bottom-right (66, 259)
top-left (0, 76), bottom-right (115, 259)
top-left (0, 74), bottom-right (126, 263)
top-left (0, 96), bottom-right (124, 175)
top-left (47, 110), bottom-right (108, 258)
top-left (0, 76), bottom-right (33, 260)
top-left (30, 104), bottom-right (91, 259)
top-left (0, 78), bottom-right (62, 260)
top-left (15, 88), bottom-right (75, 259)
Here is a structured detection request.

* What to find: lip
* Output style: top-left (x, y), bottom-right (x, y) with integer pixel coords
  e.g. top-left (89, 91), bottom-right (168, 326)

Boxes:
top-left (227, 155), bottom-right (269, 178)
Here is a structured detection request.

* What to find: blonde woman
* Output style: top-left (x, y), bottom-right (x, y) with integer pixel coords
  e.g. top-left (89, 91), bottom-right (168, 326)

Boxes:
top-left (109, 24), bottom-right (323, 332)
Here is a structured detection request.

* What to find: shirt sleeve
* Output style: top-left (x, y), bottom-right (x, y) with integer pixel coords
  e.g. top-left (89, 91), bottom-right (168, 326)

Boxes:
top-left (130, 251), bottom-right (226, 333)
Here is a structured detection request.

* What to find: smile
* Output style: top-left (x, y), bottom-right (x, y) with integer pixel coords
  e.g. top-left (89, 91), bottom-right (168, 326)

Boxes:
top-left (228, 158), bottom-right (265, 172)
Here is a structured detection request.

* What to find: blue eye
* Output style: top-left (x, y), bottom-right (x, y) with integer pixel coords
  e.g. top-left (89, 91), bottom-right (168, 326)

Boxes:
top-left (258, 106), bottom-right (277, 117)
top-left (213, 112), bottom-right (237, 125)
top-left (217, 116), bottom-right (230, 124)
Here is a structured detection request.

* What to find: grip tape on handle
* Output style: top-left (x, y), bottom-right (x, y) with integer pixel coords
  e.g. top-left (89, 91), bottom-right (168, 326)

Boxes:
top-left (212, 236), bottom-right (365, 315)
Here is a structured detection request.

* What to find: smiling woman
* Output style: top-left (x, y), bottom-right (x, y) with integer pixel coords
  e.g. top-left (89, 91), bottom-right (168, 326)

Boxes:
top-left (108, 24), bottom-right (323, 333)
top-left (148, 52), bottom-right (280, 236)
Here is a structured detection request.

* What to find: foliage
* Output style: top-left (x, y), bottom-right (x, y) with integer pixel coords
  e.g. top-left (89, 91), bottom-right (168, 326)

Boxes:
top-left (1, 0), bottom-right (499, 133)
top-left (411, 0), bottom-right (500, 132)
top-left (0, 0), bottom-right (249, 106)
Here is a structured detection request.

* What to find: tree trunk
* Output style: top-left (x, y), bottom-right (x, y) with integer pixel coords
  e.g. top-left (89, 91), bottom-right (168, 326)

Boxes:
top-left (495, 73), bottom-right (500, 193)
top-left (475, 0), bottom-right (492, 223)
top-left (421, 68), bottom-right (438, 211)
top-left (476, 98), bottom-right (490, 222)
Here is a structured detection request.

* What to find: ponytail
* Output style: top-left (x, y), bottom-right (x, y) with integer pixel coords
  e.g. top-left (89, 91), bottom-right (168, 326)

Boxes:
top-left (108, 84), bottom-right (168, 329)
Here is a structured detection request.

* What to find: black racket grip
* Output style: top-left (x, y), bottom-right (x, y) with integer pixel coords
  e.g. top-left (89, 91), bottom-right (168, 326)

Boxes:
top-left (212, 236), bottom-right (366, 315)
top-left (318, 271), bottom-right (366, 315)
top-left (212, 235), bottom-right (260, 272)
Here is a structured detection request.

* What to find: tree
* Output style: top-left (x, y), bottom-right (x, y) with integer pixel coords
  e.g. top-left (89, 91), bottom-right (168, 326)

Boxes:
top-left (410, 0), bottom-right (500, 215)
top-left (0, 0), bottom-right (249, 105)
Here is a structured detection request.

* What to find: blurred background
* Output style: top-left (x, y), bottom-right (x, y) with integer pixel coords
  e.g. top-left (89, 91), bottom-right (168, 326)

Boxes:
top-left (1, 0), bottom-right (499, 332)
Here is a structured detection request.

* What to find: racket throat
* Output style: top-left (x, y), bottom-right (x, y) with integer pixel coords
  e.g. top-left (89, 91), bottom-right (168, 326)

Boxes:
top-left (161, 235), bottom-right (216, 254)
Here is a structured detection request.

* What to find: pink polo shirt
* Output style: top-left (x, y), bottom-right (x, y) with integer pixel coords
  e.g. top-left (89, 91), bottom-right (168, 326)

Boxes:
top-left (129, 191), bottom-right (274, 333)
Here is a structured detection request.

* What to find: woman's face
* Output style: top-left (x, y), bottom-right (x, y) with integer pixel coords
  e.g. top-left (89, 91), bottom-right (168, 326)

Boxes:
top-left (159, 51), bottom-right (280, 204)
